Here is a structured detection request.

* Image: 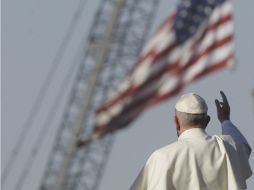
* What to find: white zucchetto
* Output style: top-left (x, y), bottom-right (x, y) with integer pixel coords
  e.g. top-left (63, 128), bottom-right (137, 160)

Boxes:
top-left (175, 93), bottom-right (208, 114)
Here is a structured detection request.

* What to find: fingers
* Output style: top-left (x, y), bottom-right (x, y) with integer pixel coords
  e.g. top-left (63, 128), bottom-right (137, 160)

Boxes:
top-left (215, 99), bottom-right (221, 109)
top-left (215, 91), bottom-right (230, 123)
top-left (220, 91), bottom-right (229, 106)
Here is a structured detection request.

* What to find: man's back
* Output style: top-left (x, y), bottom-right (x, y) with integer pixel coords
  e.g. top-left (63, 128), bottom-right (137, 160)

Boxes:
top-left (130, 127), bottom-right (251, 190)
top-left (166, 128), bottom-right (228, 190)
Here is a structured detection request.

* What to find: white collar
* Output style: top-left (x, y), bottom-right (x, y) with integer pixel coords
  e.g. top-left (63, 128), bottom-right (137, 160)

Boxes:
top-left (178, 128), bottom-right (208, 140)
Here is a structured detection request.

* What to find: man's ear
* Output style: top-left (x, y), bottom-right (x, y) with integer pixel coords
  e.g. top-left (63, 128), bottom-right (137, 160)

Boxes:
top-left (205, 115), bottom-right (211, 127)
top-left (174, 116), bottom-right (180, 131)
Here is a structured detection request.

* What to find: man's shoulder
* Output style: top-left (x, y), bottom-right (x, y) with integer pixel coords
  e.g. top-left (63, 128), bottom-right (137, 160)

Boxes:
top-left (213, 134), bottom-right (236, 145)
top-left (160, 140), bottom-right (188, 150)
top-left (151, 140), bottom-right (188, 158)
top-left (146, 142), bottom-right (182, 165)
top-left (152, 135), bottom-right (235, 157)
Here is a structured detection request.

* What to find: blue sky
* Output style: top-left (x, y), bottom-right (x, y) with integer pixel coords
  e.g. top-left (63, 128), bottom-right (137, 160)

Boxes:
top-left (2, 0), bottom-right (254, 189)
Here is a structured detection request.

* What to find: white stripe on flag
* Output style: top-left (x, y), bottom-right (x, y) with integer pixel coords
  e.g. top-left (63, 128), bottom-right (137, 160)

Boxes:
top-left (209, 1), bottom-right (233, 24)
top-left (140, 24), bottom-right (174, 56)
top-left (132, 57), bottom-right (153, 86)
top-left (158, 75), bottom-right (180, 95)
top-left (96, 97), bottom-right (130, 126)
top-left (155, 32), bottom-right (175, 54)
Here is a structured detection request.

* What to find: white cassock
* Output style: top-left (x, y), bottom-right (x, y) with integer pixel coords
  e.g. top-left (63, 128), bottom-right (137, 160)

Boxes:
top-left (130, 121), bottom-right (252, 190)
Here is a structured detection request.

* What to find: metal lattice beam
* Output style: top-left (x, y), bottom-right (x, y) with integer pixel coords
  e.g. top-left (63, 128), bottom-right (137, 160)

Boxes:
top-left (40, 0), bottom-right (160, 190)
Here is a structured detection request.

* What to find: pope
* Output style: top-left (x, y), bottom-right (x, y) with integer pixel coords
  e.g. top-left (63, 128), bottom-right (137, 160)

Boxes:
top-left (130, 91), bottom-right (252, 190)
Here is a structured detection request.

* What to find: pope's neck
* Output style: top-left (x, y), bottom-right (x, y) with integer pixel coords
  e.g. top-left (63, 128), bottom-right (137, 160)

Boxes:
top-left (178, 125), bottom-right (206, 136)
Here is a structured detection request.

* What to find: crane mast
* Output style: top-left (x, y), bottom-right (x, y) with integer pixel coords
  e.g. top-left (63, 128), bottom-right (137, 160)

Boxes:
top-left (40, 0), bottom-right (160, 189)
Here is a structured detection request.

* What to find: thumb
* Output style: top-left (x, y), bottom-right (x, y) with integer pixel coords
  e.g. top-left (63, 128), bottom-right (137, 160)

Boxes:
top-left (215, 99), bottom-right (221, 110)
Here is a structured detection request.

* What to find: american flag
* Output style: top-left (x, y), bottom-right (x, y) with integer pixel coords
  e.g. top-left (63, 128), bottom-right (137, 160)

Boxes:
top-left (94, 0), bottom-right (235, 136)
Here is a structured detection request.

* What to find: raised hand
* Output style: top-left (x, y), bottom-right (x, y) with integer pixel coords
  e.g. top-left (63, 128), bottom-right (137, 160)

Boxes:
top-left (215, 91), bottom-right (230, 123)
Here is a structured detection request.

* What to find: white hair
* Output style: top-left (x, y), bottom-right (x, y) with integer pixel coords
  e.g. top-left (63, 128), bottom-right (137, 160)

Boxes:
top-left (176, 111), bottom-right (208, 126)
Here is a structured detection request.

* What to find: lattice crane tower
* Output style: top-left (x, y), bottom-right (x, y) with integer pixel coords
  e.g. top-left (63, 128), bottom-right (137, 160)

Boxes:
top-left (40, 0), bottom-right (160, 189)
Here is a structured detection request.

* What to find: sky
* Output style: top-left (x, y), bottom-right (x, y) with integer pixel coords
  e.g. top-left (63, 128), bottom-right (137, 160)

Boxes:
top-left (2, 0), bottom-right (254, 190)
